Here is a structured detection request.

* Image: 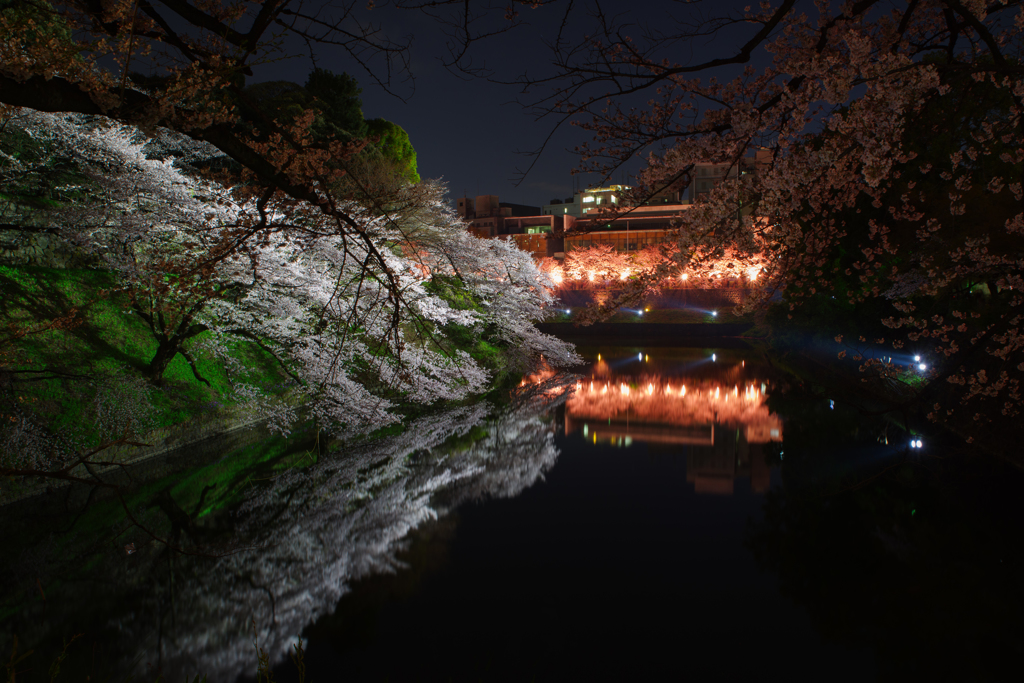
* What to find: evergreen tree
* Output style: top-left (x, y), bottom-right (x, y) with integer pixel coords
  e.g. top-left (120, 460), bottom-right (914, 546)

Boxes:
top-left (366, 118), bottom-right (419, 184)
top-left (304, 68), bottom-right (368, 141)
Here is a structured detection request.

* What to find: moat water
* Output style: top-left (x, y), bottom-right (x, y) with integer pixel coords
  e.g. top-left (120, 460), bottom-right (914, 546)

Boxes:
top-left (2, 344), bottom-right (1022, 681)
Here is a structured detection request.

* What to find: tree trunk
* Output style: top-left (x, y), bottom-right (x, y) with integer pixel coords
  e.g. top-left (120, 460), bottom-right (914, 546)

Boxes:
top-left (147, 339), bottom-right (179, 384)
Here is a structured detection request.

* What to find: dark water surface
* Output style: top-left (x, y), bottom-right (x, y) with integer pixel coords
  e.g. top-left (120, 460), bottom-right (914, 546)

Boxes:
top-left (266, 346), bottom-right (1024, 682)
top-left (3, 345), bottom-right (1023, 682)
top-left (292, 429), bottom-right (869, 681)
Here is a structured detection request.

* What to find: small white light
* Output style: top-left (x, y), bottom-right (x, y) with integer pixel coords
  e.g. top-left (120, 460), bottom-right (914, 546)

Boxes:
top-left (917, 439), bottom-right (923, 448)
top-left (638, 353), bottom-right (643, 360)
top-left (914, 355), bottom-right (921, 362)
top-left (566, 309), bottom-right (570, 314)
top-left (711, 310), bottom-right (718, 317)
top-left (919, 363), bottom-right (926, 370)
top-left (638, 310), bottom-right (643, 316)
top-left (712, 353), bottom-right (717, 362)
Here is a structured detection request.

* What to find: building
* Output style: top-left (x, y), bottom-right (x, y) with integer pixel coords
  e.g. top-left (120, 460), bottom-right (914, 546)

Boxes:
top-left (557, 152), bottom-right (770, 252)
top-left (542, 195), bottom-right (582, 218)
top-left (689, 150), bottom-right (771, 201)
top-left (542, 185), bottom-right (633, 218)
top-left (457, 195), bottom-right (541, 238)
top-left (565, 185), bottom-right (691, 253)
top-left (539, 184), bottom-right (692, 253)
top-left (457, 194), bottom-right (562, 258)
top-left (459, 187), bottom-right (692, 257)
top-left (459, 153), bottom-right (768, 259)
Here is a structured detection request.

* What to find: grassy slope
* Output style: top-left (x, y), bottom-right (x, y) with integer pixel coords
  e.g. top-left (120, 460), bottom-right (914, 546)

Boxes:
top-left (1, 264), bottom-right (520, 449)
top-left (0, 265), bottom-right (289, 447)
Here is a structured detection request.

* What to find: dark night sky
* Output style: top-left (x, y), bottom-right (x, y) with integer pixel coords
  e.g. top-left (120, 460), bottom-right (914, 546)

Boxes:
top-left (249, 1), bottom-right (765, 208)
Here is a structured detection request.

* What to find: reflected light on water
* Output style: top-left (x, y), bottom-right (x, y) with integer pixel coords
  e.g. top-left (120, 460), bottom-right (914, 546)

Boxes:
top-left (563, 352), bottom-right (784, 496)
top-left (567, 376), bottom-right (781, 444)
top-left (516, 351), bottom-right (784, 494)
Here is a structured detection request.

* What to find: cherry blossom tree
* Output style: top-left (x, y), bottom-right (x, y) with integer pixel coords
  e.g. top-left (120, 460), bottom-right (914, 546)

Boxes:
top-left (553, 242), bottom-right (764, 293)
top-left (3, 109), bottom-right (579, 440)
top-left (562, 243), bottom-right (629, 284)
top-left (417, 229), bottom-right (582, 367)
top-left (22, 112), bottom-right (244, 384)
top-left (0, 1), bottom-right (475, 373)
top-left (510, 0), bottom-right (1024, 434)
top-left (1, 1), bottom-right (583, 442)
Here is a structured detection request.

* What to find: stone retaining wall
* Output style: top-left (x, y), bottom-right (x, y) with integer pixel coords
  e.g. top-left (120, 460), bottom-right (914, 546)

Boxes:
top-left (557, 288), bottom-right (751, 309)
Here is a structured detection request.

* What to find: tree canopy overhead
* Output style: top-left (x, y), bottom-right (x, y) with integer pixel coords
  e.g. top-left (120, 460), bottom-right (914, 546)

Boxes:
top-left (495, 0), bottom-right (1023, 435)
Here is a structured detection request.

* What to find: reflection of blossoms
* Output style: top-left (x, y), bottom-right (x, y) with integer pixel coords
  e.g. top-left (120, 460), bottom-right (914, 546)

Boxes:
top-left (568, 377), bottom-right (774, 428)
top-left (128, 378), bottom-right (575, 681)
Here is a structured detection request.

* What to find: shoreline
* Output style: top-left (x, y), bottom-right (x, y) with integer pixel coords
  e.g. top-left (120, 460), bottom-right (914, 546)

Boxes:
top-left (537, 321), bottom-right (756, 346)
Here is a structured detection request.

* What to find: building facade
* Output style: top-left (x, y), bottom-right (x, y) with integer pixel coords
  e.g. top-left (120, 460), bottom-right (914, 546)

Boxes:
top-left (460, 188), bottom-right (692, 257)
top-left (689, 150), bottom-right (771, 201)
top-left (457, 194), bottom-right (562, 257)
top-left (542, 185), bottom-right (636, 218)
top-left (542, 195), bottom-right (582, 218)
top-left (458, 155), bottom-right (766, 260)
top-left (566, 188), bottom-right (692, 252)
top-left (457, 194), bottom-right (541, 238)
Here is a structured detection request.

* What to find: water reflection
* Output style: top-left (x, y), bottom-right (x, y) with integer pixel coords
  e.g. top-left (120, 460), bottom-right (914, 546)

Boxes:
top-left (168, 385), bottom-right (578, 680)
top-left (563, 349), bottom-right (782, 494)
top-left (6, 345), bottom-right (1023, 681)
top-left (0, 377), bottom-right (577, 682)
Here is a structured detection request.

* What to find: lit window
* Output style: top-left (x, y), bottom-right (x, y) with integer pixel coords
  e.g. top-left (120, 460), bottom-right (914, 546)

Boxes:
top-left (610, 195), bottom-right (617, 203)
top-left (564, 208), bottom-right (568, 213)
top-left (582, 196), bottom-right (595, 203)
